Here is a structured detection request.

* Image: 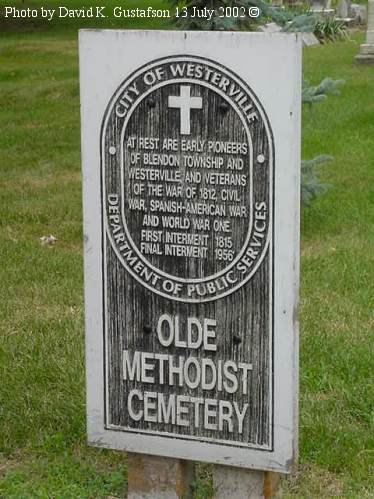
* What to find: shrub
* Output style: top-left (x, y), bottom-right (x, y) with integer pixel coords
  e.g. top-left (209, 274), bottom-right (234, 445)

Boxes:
top-left (313, 17), bottom-right (349, 43)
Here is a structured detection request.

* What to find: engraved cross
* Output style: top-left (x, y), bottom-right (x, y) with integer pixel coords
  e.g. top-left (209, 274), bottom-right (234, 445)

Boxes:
top-left (168, 85), bottom-right (202, 135)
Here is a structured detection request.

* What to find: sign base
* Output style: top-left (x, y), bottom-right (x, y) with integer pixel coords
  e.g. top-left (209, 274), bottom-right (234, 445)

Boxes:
top-left (212, 465), bottom-right (280, 498)
top-left (127, 453), bottom-right (195, 498)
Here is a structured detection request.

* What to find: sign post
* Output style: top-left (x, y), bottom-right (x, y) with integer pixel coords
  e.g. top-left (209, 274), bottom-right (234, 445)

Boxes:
top-left (127, 453), bottom-right (195, 498)
top-left (80, 30), bottom-right (301, 497)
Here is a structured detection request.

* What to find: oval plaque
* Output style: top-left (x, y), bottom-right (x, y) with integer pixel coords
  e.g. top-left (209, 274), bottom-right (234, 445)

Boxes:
top-left (102, 56), bottom-right (273, 302)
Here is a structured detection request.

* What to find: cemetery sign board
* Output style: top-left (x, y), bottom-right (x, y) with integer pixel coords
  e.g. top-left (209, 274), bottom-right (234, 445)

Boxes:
top-left (80, 30), bottom-right (301, 472)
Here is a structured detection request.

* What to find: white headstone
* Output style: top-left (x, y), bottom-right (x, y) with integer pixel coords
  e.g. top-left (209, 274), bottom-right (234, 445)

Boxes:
top-left (355, 0), bottom-right (374, 63)
top-left (80, 30), bottom-right (301, 473)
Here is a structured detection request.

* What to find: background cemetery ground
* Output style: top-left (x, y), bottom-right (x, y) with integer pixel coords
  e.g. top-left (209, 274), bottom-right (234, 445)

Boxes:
top-left (0, 4), bottom-right (373, 497)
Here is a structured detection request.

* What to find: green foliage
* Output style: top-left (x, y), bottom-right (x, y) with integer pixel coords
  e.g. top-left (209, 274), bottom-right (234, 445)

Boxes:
top-left (170, 0), bottom-right (254, 30)
top-left (301, 77), bottom-right (344, 205)
top-left (303, 77), bottom-right (345, 105)
top-left (314, 17), bottom-right (350, 43)
top-left (301, 155), bottom-right (332, 207)
top-left (194, 464), bottom-right (215, 498)
top-left (283, 12), bottom-right (318, 32)
top-left (170, 0), bottom-right (310, 30)
top-left (279, 7), bottom-right (349, 40)
top-left (171, 0), bottom-right (349, 45)
top-left (170, 0), bottom-right (324, 31)
top-left (0, 446), bottom-right (126, 498)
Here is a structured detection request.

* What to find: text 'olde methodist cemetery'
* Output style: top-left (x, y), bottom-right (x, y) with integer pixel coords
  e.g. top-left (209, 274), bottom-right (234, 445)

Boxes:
top-left (80, 31), bottom-right (301, 471)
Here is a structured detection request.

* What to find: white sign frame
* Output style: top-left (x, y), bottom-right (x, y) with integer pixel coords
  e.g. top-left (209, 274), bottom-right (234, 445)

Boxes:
top-left (80, 29), bottom-right (300, 473)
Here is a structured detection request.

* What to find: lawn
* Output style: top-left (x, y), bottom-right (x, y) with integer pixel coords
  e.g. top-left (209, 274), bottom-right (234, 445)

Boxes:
top-left (0, 13), bottom-right (373, 499)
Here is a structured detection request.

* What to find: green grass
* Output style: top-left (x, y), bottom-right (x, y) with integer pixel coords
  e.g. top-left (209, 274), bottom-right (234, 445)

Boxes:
top-left (0, 20), bottom-right (373, 498)
top-left (286, 36), bottom-right (374, 497)
top-left (0, 445), bottom-right (126, 498)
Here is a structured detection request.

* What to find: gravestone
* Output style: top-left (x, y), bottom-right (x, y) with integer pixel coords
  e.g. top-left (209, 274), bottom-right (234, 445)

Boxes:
top-left (80, 30), bottom-right (300, 496)
top-left (351, 3), bottom-right (367, 24)
top-left (301, 32), bottom-right (320, 47)
top-left (355, 0), bottom-right (374, 64)
top-left (336, 0), bottom-right (352, 19)
top-left (308, 0), bottom-right (335, 17)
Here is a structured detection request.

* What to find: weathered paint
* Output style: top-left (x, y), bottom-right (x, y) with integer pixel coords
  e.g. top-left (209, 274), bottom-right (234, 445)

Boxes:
top-left (127, 453), bottom-right (194, 499)
top-left (80, 29), bottom-right (300, 472)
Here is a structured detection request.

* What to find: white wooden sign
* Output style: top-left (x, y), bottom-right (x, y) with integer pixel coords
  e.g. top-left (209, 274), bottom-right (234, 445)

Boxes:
top-left (80, 30), bottom-right (300, 472)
